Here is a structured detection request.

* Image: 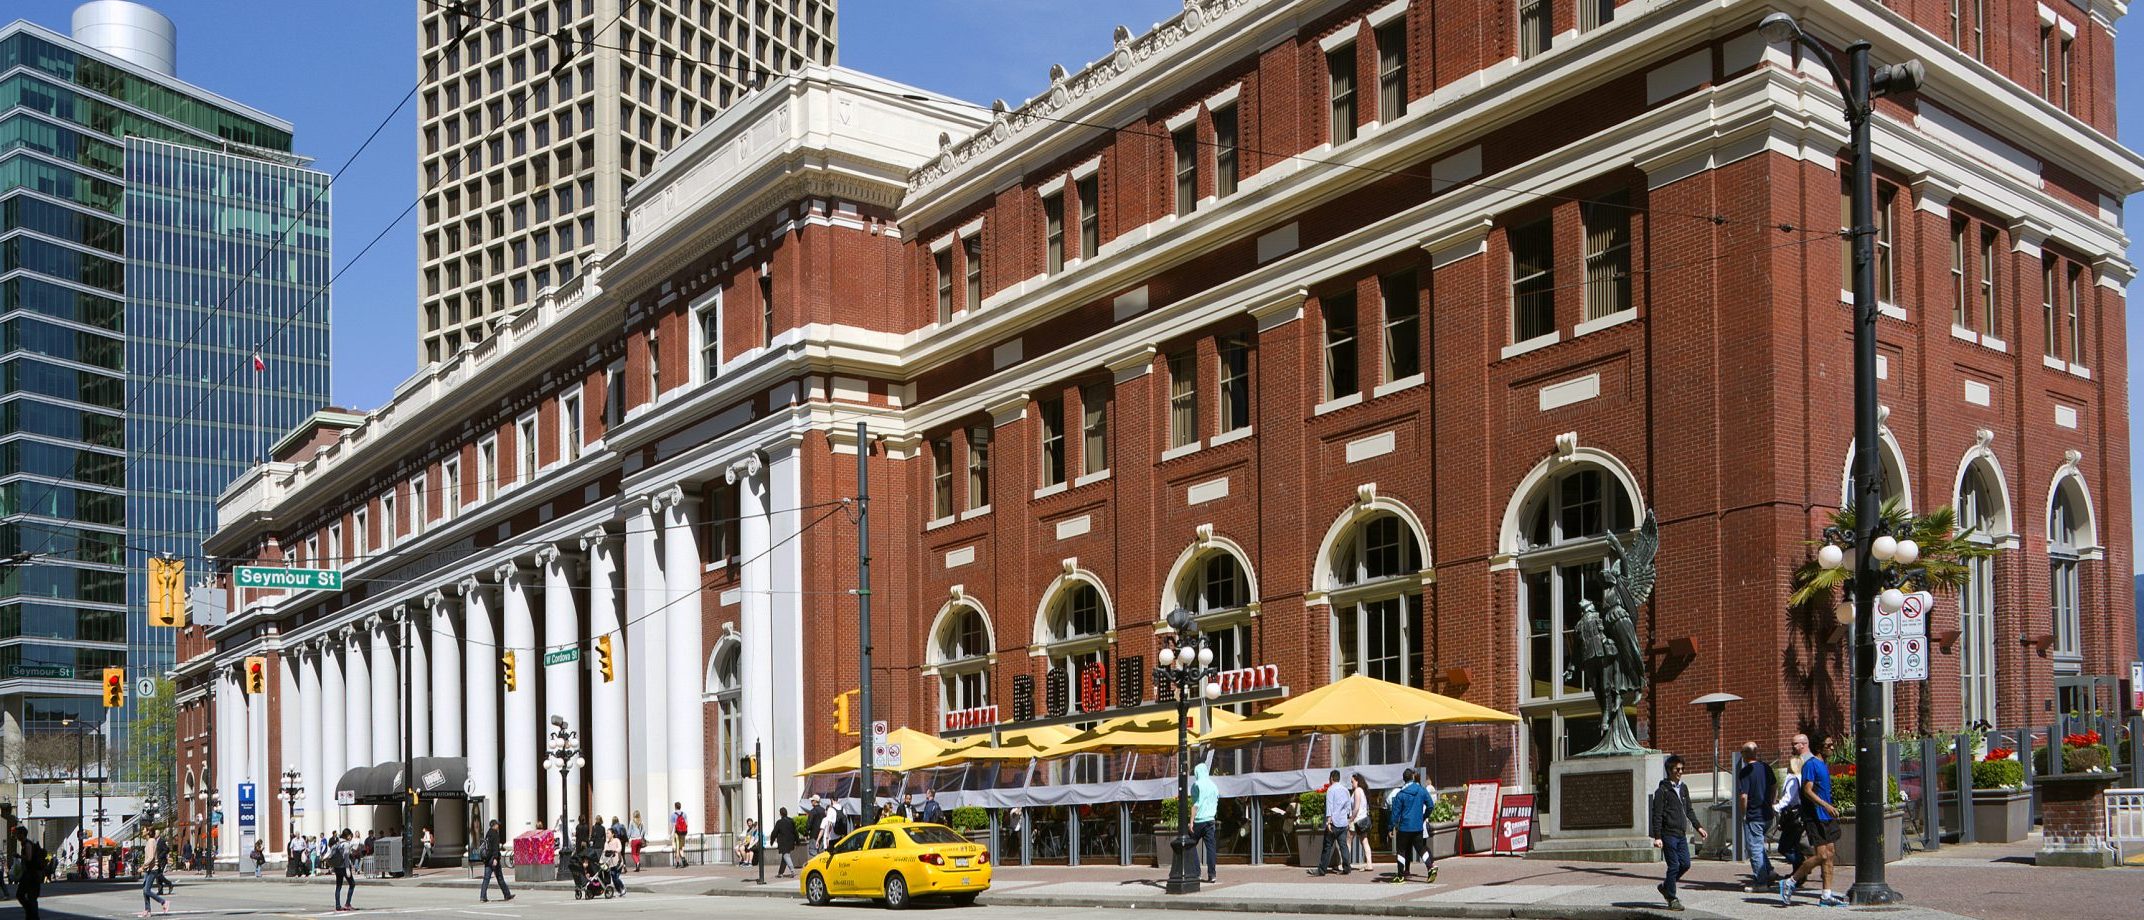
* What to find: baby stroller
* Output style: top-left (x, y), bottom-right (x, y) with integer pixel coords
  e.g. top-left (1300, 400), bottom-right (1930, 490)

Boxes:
top-left (576, 847), bottom-right (610, 900)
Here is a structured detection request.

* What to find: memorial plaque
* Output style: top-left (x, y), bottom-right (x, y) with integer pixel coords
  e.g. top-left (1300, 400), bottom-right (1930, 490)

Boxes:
top-left (1558, 768), bottom-right (1634, 831)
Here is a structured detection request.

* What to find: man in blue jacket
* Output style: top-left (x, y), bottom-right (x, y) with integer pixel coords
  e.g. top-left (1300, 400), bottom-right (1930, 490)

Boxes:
top-left (1190, 762), bottom-right (1220, 883)
top-left (1385, 768), bottom-right (1435, 884)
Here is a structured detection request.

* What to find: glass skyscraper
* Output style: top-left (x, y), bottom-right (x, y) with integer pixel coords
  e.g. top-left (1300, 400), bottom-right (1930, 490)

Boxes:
top-left (1, 6), bottom-right (329, 785)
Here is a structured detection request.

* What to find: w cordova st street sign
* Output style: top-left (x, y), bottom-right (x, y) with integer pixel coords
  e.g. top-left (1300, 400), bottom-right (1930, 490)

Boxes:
top-left (233, 567), bottom-right (343, 591)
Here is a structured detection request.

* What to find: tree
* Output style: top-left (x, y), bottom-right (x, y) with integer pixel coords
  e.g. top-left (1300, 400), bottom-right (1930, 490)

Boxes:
top-left (118, 678), bottom-right (178, 796)
top-left (21, 731), bottom-right (81, 783)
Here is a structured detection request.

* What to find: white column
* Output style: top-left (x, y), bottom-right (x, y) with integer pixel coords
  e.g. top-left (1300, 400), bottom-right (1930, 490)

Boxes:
top-left (410, 608), bottom-right (432, 759)
top-left (427, 591), bottom-right (466, 854)
top-left (582, 527), bottom-right (627, 823)
top-left (498, 562), bottom-right (539, 831)
top-left (369, 613), bottom-right (399, 772)
top-left (766, 448), bottom-right (806, 809)
top-left (217, 668), bottom-right (239, 857)
top-left (659, 484), bottom-right (706, 834)
top-left (538, 544), bottom-right (581, 819)
top-left (461, 576), bottom-right (500, 830)
top-left (319, 637), bottom-right (346, 834)
top-left (278, 650), bottom-right (301, 843)
top-left (624, 496), bottom-right (668, 827)
top-left (344, 627), bottom-right (372, 770)
top-left (732, 460), bottom-right (772, 825)
top-left (300, 645), bottom-right (326, 836)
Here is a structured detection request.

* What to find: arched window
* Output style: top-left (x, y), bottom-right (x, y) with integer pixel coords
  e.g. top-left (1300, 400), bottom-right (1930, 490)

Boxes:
top-left (1038, 578), bottom-right (1112, 715)
top-left (1323, 511), bottom-right (1426, 686)
top-left (931, 604), bottom-right (992, 721)
top-left (2048, 477), bottom-right (2092, 666)
top-left (1840, 434), bottom-right (1912, 511)
top-left (1170, 547), bottom-right (1255, 672)
top-left (708, 639), bottom-right (744, 836)
top-left (1956, 461), bottom-right (2003, 724)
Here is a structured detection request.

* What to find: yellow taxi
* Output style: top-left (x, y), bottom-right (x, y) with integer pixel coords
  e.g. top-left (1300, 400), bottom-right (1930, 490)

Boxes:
top-left (799, 818), bottom-right (991, 908)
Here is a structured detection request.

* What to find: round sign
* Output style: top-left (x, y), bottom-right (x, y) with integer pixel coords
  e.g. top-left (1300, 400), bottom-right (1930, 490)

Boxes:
top-left (137, 677), bottom-right (158, 698)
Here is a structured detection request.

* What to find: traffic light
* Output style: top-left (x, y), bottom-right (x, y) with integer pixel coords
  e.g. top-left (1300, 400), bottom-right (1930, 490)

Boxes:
top-left (595, 634), bottom-right (615, 683)
top-left (502, 650), bottom-right (518, 691)
top-left (147, 557), bottom-right (187, 627)
top-left (102, 667), bottom-right (125, 707)
top-left (740, 754), bottom-right (758, 780)
top-left (243, 656), bottom-right (266, 694)
top-left (834, 688), bottom-right (857, 736)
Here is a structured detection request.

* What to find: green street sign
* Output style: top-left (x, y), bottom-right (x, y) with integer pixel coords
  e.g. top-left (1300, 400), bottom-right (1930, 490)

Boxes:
top-left (543, 648), bottom-right (580, 667)
top-left (6, 663), bottom-right (76, 679)
top-left (233, 567), bottom-right (343, 591)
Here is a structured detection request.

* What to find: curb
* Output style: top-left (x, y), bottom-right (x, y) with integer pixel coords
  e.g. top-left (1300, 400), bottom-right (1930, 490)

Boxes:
top-left (702, 881), bottom-right (1712, 920)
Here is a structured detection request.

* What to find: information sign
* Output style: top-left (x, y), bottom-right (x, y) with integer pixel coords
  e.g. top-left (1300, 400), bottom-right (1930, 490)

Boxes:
top-left (542, 647), bottom-right (580, 666)
top-left (233, 567), bottom-right (343, 591)
top-left (1899, 635), bottom-right (1929, 681)
top-left (1492, 793), bottom-right (1537, 854)
top-left (871, 720), bottom-right (889, 743)
top-left (1898, 591), bottom-right (1932, 637)
top-left (237, 782), bottom-right (257, 830)
top-left (1460, 780), bottom-right (1500, 829)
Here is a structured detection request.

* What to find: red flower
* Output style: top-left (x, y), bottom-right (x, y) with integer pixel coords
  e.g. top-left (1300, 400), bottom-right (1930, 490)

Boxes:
top-left (1837, 762), bottom-right (1857, 776)
top-left (1982, 748), bottom-right (2015, 762)
top-left (2062, 731), bottom-right (2101, 747)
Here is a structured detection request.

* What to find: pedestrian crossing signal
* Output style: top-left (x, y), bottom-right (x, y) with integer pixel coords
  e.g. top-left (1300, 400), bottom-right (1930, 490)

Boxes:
top-left (102, 667), bottom-right (125, 707)
top-left (244, 656), bottom-right (266, 694)
top-left (502, 650), bottom-right (518, 691)
top-left (596, 634), bottom-right (615, 683)
top-left (834, 688), bottom-right (858, 736)
top-left (741, 755), bottom-right (758, 780)
top-left (147, 557), bottom-right (187, 627)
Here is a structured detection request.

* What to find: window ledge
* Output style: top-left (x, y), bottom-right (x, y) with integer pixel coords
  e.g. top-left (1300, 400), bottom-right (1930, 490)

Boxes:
top-left (1314, 392), bottom-right (1365, 416)
top-left (1878, 302), bottom-right (1907, 321)
top-left (1373, 373), bottom-right (1425, 399)
top-left (2042, 353), bottom-right (2067, 370)
top-left (926, 514), bottom-right (956, 531)
top-left (1032, 482), bottom-right (1068, 501)
top-left (1950, 324), bottom-right (1978, 343)
top-left (1208, 427), bottom-right (1254, 448)
top-left (2067, 363), bottom-right (2091, 379)
top-left (1572, 308), bottom-right (1637, 338)
top-left (1074, 469), bottom-right (1112, 488)
top-left (703, 558), bottom-right (730, 573)
top-left (1980, 336), bottom-right (2008, 353)
top-left (959, 504), bottom-right (993, 521)
top-left (1500, 331), bottom-right (1559, 360)
top-left (1160, 441), bottom-right (1203, 462)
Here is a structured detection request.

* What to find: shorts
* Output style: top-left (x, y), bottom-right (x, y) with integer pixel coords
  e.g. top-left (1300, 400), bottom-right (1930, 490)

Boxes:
top-left (1803, 816), bottom-right (1840, 847)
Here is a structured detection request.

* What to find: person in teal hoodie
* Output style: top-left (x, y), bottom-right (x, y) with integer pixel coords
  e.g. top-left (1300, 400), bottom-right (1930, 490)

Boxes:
top-left (1385, 768), bottom-right (1435, 884)
top-left (1190, 761), bottom-right (1221, 883)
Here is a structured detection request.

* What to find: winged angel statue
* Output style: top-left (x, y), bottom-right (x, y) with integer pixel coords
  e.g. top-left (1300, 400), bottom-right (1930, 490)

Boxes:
top-left (1568, 510), bottom-right (1658, 758)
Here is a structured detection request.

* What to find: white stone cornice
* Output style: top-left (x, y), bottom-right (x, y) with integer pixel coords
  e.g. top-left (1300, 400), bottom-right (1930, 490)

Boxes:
top-left (986, 391), bottom-right (1030, 428)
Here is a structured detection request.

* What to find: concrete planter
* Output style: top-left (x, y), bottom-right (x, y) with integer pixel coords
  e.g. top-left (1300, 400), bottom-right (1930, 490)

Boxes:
top-left (1972, 789), bottom-right (2031, 843)
top-left (2035, 772), bottom-right (2123, 868)
top-left (1832, 808), bottom-right (1904, 865)
top-left (1148, 828), bottom-right (1184, 869)
top-left (1430, 822), bottom-right (1460, 859)
top-left (1291, 828), bottom-right (1325, 868)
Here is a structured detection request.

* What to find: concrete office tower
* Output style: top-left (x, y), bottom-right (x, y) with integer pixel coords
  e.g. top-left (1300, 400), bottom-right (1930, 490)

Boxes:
top-left (413, 0), bottom-right (836, 364)
top-left (0, 2), bottom-right (329, 810)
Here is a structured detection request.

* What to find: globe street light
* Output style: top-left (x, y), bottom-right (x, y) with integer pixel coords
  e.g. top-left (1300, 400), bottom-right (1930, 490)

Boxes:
top-left (543, 716), bottom-right (584, 880)
top-left (1759, 11), bottom-right (1922, 907)
top-left (1152, 607), bottom-right (1222, 896)
top-left (280, 768), bottom-right (305, 849)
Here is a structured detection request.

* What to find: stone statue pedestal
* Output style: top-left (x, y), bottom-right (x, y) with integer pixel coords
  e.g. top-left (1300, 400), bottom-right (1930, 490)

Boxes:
top-left (1527, 752), bottom-right (1663, 863)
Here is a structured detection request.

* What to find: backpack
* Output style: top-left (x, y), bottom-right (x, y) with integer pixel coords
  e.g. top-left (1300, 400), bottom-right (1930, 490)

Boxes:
top-left (673, 813), bottom-right (687, 835)
top-left (322, 843), bottom-right (345, 870)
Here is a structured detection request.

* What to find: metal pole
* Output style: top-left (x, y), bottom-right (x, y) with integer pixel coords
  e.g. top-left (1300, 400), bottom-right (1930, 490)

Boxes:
top-left (1843, 39), bottom-right (1899, 906)
top-left (856, 421), bottom-right (875, 823)
top-left (76, 726), bottom-right (84, 877)
top-left (754, 738), bottom-right (765, 885)
top-left (403, 614), bottom-right (415, 875)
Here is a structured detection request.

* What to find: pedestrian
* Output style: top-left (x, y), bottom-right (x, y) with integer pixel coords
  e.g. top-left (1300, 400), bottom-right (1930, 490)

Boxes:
top-left (771, 807), bottom-right (800, 878)
top-left (328, 830), bottom-right (358, 912)
top-left (1780, 734), bottom-right (1842, 907)
top-left (732, 818), bottom-right (759, 867)
top-left (420, 826), bottom-right (434, 870)
top-left (804, 796), bottom-right (827, 855)
top-left (627, 810), bottom-right (645, 871)
top-left (1385, 767), bottom-right (1433, 884)
top-left (138, 833), bottom-right (170, 917)
top-left (1772, 745), bottom-right (1805, 876)
top-left (1189, 761), bottom-right (1220, 883)
top-left (817, 801), bottom-right (840, 853)
top-left (601, 826), bottom-right (626, 896)
top-left (1311, 769), bottom-right (1354, 876)
top-left (477, 819), bottom-right (513, 904)
top-left (668, 802), bottom-right (689, 867)
top-left (14, 826), bottom-right (45, 920)
top-left (1649, 753), bottom-right (1707, 912)
top-left (1349, 773), bottom-right (1373, 869)
top-left (250, 838), bottom-right (265, 878)
top-left (1737, 740), bottom-right (1778, 891)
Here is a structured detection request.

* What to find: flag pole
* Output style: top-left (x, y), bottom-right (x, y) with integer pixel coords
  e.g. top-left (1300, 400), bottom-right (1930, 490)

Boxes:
top-left (252, 352), bottom-right (263, 466)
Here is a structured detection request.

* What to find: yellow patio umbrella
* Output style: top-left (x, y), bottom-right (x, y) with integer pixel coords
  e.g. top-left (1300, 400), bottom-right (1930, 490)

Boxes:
top-left (1046, 709), bottom-right (1246, 756)
top-left (1202, 673), bottom-right (1516, 742)
top-left (899, 725), bottom-right (1081, 771)
top-left (797, 727), bottom-right (971, 776)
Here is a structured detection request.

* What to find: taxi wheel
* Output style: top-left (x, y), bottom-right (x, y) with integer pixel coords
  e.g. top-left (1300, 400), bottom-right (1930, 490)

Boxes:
top-left (804, 871), bottom-right (831, 906)
top-left (950, 892), bottom-right (979, 906)
top-left (883, 872), bottom-right (911, 910)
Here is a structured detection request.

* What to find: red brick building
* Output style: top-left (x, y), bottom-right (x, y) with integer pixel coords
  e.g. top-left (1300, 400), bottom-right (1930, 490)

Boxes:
top-left (176, 0), bottom-right (2139, 862)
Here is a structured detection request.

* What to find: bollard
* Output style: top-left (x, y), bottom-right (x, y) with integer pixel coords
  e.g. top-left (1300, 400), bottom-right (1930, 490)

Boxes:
top-left (1953, 734), bottom-right (1974, 845)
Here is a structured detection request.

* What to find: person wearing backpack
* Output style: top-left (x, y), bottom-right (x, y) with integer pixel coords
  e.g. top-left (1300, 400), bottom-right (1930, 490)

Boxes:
top-left (324, 830), bottom-right (357, 912)
top-left (477, 820), bottom-right (512, 903)
top-left (667, 803), bottom-right (688, 868)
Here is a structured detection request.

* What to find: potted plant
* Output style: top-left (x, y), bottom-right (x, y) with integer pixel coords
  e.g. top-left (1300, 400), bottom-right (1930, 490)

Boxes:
top-left (1966, 748), bottom-right (2029, 842)
top-left (1828, 757), bottom-right (1906, 865)
top-left (1148, 798), bottom-right (1187, 869)
top-left (946, 806), bottom-right (990, 845)
top-left (1427, 793), bottom-right (1462, 859)
top-left (2033, 730), bottom-right (2115, 775)
top-left (1291, 790), bottom-right (1326, 867)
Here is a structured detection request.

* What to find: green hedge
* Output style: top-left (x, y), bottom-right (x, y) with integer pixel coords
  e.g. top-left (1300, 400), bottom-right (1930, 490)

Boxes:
top-left (1971, 758), bottom-right (2024, 790)
top-left (947, 806), bottom-right (989, 831)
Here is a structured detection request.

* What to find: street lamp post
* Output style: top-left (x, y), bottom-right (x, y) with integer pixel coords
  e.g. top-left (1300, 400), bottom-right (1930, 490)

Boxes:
top-left (280, 768), bottom-right (304, 853)
top-left (61, 716), bottom-right (85, 878)
top-left (543, 717), bottom-right (583, 883)
top-left (1689, 692), bottom-right (1742, 860)
top-left (1758, 12), bottom-right (1923, 907)
top-left (1151, 608), bottom-right (1222, 896)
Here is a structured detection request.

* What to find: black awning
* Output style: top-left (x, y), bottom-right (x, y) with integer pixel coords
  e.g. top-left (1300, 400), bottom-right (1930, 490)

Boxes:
top-left (335, 758), bottom-right (470, 804)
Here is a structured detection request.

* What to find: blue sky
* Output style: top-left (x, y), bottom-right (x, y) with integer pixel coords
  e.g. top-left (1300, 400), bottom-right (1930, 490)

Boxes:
top-left (16, 1), bottom-right (2144, 562)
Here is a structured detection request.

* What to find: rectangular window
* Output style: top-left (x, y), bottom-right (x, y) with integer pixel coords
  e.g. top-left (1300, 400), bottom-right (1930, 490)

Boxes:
top-left (442, 457), bottom-right (461, 521)
top-left (1845, 185), bottom-right (1899, 303)
top-left (328, 523), bottom-right (343, 566)
top-left (355, 507), bottom-right (371, 555)
top-left (1581, 0), bottom-right (1614, 30)
top-left (1322, 292), bottom-right (1359, 400)
top-left (647, 331), bottom-right (662, 400)
top-left (931, 437), bottom-right (954, 520)
top-left (1218, 336), bottom-right (1250, 434)
top-left (2039, 26), bottom-right (2053, 100)
top-left (1951, 220), bottom-right (1969, 328)
top-left (561, 392), bottom-right (583, 461)
top-left (1376, 21), bottom-right (1405, 121)
top-left (1076, 175), bottom-right (1100, 258)
top-left (935, 249), bottom-right (955, 322)
top-left (479, 436), bottom-right (498, 500)
top-left (1520, 0), bottom-right (1552, 59)
top-left (1381, 271), bottom-right (1420, 381)
top-left (1081, 384), bottom-right (1109, 475)
top-left (2066, 264), bottom-right (2083, 364)
top-left (759, 270), bottom-right (775, 346)
top-left (1327, 44), bottom-right (1356, 145)
top-left (380, 492), bottom-right (397, 549)
top-left (963, 234), bottom-right (983, 310)
top-left (2042, 259), bottom-right (2059, 358)
top-left (1039, 397), bottom-right (1066, 487)
top-left (1044, 191), bottom-right (1066, 273)
top-left (965, 426), bottom-right (991, 510)
top-left (604, 362), bottom-right (626, 427)
top-left (1168, 350), bottom-right (1198, 449)
top-left (1972, 0), bottom-right (1986, 60)
top-left (695, 292), bottom-right (721, 381)
top-left (517, 415), bottom-right (539, 483)
top-left (1979, 228), bottom-right (1999, 336)
top-left (1211, 106), bottom-right (1238, 199)
top-left (2050, 558), bottom-right (2079, 656)
top-left (1511, 217), bottom-right (1555, 342)
top-left (2059, 35), bottom-right (2072, 111)
top-left (305, 537), bottom-right (320, 570)
top-left (1582, 191), bottom-right (1632, 320)
top-left (410, 475), bottom-right (427, 537)
top-left (1173, 126), bottom-right (1199, 216)
top-left (711, 481), bottom-right (740, 564)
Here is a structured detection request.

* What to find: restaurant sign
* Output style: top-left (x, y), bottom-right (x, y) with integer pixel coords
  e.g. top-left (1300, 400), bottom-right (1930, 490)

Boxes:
top-left (944, 705), bottom-right (999, 731)
top-left (1213, 664), bottom-right (1282, 695)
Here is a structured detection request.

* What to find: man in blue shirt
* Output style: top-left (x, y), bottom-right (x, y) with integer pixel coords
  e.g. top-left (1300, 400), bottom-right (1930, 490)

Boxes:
top-left (1736, 740), bottom-right (1777, 890)
top-left (1780, 733), bottom-right (1841, 907)
top-left (1311, 770), bottom-right (1354, 876)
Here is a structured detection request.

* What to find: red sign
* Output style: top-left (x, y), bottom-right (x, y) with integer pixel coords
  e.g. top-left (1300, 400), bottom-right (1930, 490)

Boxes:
top-left (1492, 793), bottom-right (1536, 854)
top-left (1079, 662), bottom-right (1109, 713)
top-left (943, 705), bottom-right (999, 732)
top-left (1213, 664), bottom-right (1281, 695)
